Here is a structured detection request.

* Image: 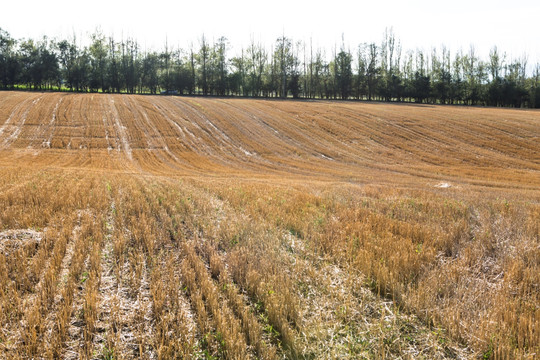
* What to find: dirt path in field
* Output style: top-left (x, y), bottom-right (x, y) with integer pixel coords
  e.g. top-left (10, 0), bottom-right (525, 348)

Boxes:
top-left (88, 198), bottom-right (146, 358)
top-left (128, 249), bottom-right (156, 358)
top-left (62, 213), bottom-right (94, 359)
top-left (42, 96), bottom-right (64, 148)
top-left (89, 201), bottom-right (118, 357)
top-left (41, 217), bottom-right (79, 354)
top-left (108, 95), bottom-right (133, 162)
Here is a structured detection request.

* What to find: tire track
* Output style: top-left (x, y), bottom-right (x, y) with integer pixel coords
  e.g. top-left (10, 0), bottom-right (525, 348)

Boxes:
top-left (108, 95), bottom-right (133, 161)
top-left (0, 94), bottom-right (42, 149)
top-left (42, 96), bottom-right (64, 148)
top-left (126, 96), bottom-right (185, 167)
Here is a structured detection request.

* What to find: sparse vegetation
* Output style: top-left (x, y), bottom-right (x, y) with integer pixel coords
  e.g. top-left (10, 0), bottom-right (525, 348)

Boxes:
top-left (0, 92), bottom-right (538, 358)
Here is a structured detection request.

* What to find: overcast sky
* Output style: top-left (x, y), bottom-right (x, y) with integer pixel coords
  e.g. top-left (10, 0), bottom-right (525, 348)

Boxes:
top-left (2, 0), bottom-right (539, 65)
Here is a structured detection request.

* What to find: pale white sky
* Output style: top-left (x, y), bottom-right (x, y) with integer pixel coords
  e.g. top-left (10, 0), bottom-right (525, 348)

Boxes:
top-left (2, 0), bottom-right (539, 66)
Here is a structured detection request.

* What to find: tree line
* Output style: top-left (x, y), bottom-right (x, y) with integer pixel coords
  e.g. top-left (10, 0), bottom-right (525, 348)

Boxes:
top-left (1, 28), bottom-right (539, 108)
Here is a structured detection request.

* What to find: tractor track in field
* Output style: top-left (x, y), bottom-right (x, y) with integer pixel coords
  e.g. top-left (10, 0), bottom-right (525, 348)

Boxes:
top-left (42, 95), bottom-right (64, 149)
top-left (0, 94), bottom-right (43, 150)
top-left (108, 95), bottom-right (133, 162)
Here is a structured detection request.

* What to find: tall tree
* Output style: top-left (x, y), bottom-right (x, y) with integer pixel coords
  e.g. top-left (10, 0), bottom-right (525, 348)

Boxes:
top-left (289, 40), bottom-right (302, 98)
top-left (531, 63), bottom-right (540, 108)
top-left (141, 52), bottom-right (159, 94)
top-left (366, 43), bottom-right (379, 101)
top-left (88, 31), bottom-right (108, 92)
top-left (310, 47), bottom-right (325, 99)
top-left (274, 35), bottom-right (296, 98)
top-left (354, 45), bottom-right (367, 99)
top-left (487, 46), bottom-right (505, 106)
top-left (189, 44), bottom-right (196, 95)
top-left (379, 28), bottom-right (398, 101)
top-left (18, 39), bottom-right (39, 88)
top-left (230, 49), bottom-right (246, 96)
top-left (38, 37), bottom-right (60, 89)
top-left (160, 39), bottom-right (173, 92)
top-left (16, 37), bottom-right (58, 90)
top-left (335, 48), bottom-right (353, 99)
top-left (107, 37), bottom-right (121, 93)
top-left (449, 51), bottom-right (465, 104)
top-left (463, 45), bottom-right (484, 105)
top-left (432, 47), bottom-right (452, 104)
top-left (197, 34), bottom-right (210, 95)
top-left (213, 36), bottom-right (228, 96)
top-left (412, 71), bottom-right (430, 103)
top-left (247, 38), bottom-right (266, 97)
top-left (503, 56), bottom-right (528, 107)
top-left (57, 38), bottom-right (78, 90)
top-left (0, 28), bottom-right (18, 88)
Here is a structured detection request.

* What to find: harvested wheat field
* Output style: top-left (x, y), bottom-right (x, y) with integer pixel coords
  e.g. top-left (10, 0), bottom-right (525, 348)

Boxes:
top-left (0, 91), bottom-right (539, 359)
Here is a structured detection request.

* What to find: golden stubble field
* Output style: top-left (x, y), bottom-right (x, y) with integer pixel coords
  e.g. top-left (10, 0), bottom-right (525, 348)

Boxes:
top-left (0, 91), bottom-right (538, 359)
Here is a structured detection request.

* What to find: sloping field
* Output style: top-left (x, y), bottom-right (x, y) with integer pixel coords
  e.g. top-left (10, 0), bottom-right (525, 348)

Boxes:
top-left (0, 91), bottom-right (538, 359)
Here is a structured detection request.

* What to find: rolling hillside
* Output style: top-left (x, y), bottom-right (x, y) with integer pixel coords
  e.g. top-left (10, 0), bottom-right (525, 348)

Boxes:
top-left (0, 92), bottom-right (538, 359)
